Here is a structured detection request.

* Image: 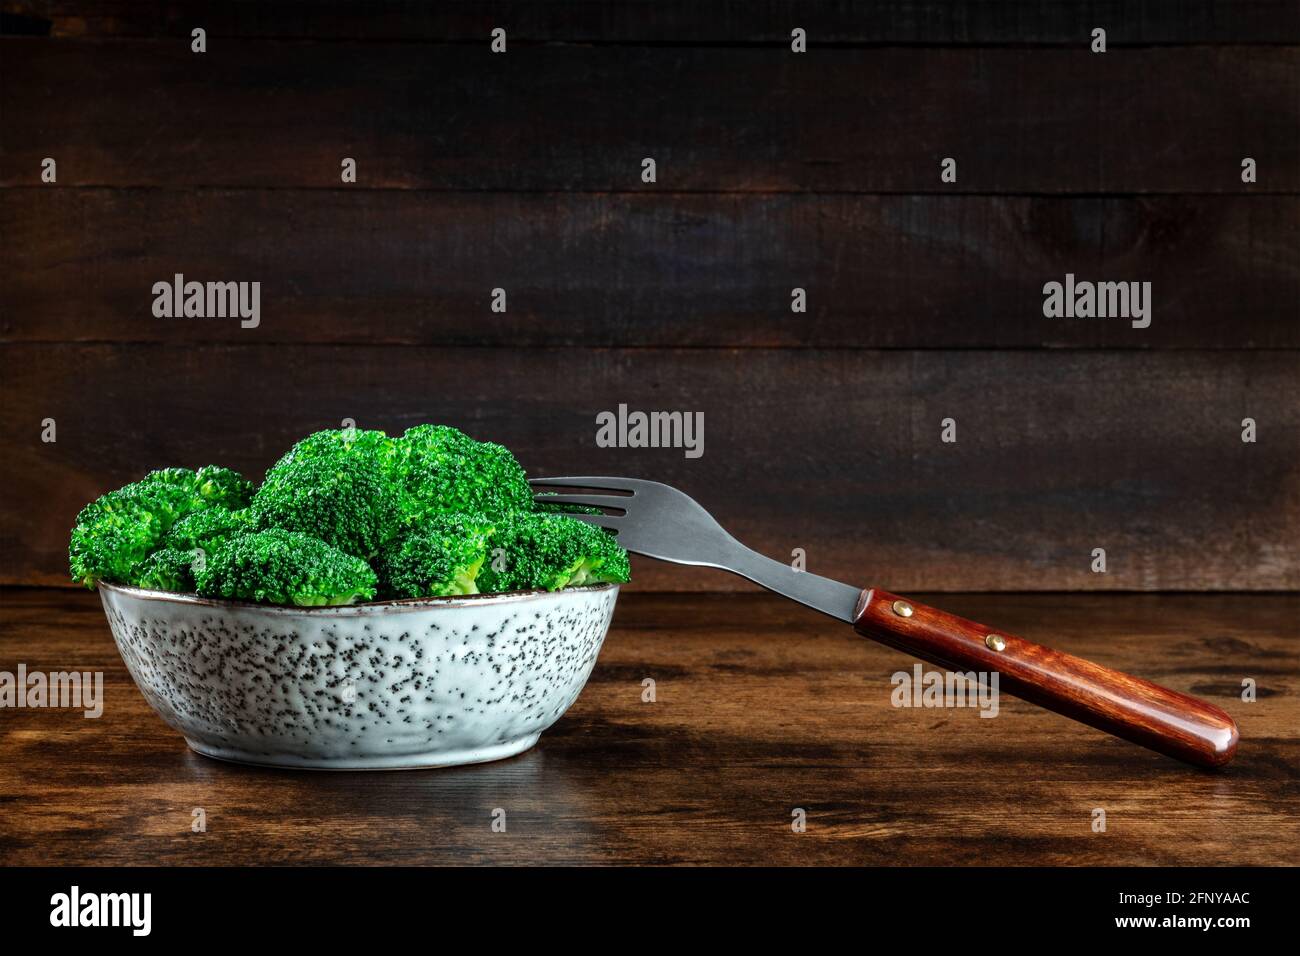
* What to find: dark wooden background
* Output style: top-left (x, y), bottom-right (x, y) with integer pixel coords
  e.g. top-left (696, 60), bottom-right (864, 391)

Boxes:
top-left (2, 1), bottom-right (1298, 593)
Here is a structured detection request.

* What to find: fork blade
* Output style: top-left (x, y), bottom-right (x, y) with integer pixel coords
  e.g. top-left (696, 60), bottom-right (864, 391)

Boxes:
top-left (533, 474), bottom-right (861, 622)
top-left (756, 570), bottom-right (862, 623)
top-left (529, 476), bottom-right (635, 492)
top-left (559, 512), bottom-right (624, 532)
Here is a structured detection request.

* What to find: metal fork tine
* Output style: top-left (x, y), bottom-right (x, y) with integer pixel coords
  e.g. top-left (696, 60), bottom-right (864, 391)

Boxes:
top-left (535, 474), bottom-right (858, 621)
top-left (564, 512), bottom-right (625, 532)
top-left (528, 476), bottom-right (636, 492)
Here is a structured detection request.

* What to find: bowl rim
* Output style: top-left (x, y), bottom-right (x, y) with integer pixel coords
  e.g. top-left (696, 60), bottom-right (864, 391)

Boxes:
top-left (97, 579), bottom-right (619, 615)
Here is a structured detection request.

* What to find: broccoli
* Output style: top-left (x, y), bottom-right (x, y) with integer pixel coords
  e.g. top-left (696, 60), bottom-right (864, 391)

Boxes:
top-left (534, 494), bottom-right (605, 517)
top-left (477, 512), bottom-right (630, 593)
top-left (129, 547), bottom-right (197, 592)
top-left (191, 466), bottom-right (256, 507)
top-left (375, 513), bottom-right (495, 598)
top-left (195, 529), bottom-right (377, 606)
top-left (69, 424), bottom-right (631, 603)
top-left (68, 466), bottom-right (254, 588)
top-left (252, 428), bottom-right (404, 559)
top-left (165, 507), bottom-right (254, 553)
top-left (398, 425), bottom-right (532, 522)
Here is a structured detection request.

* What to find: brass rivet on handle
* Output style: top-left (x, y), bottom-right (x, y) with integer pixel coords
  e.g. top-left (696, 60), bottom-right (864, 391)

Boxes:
top-left (985, 633), bottom-right (1006, 652)
top-left (892, 600), bottom-right (914, 618)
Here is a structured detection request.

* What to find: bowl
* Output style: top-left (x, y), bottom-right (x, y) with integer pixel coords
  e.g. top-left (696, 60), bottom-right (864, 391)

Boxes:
top-left (98, 581), bottom-right (619, 770)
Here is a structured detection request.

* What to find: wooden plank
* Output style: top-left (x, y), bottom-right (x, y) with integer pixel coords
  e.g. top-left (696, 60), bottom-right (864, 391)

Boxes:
top-left (0, 588), bottom-right (1294, 865)
top-left (3, 190), bottom-right (1296, 348)
top-left (7, 1), bottom-right (1300, 45)
top-left (2, 344), bottom-right (1296, 591)
top-left (2, 41), bottom-right (1296, 192)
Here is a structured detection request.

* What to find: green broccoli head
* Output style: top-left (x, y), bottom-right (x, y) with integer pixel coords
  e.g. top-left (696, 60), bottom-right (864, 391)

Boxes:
top-left (477, 512), bottom-right (630, 593)
top-left (192, 465), bottom-right (256, 507)
top-left (68, 466), bottom-right (255, 588)
top-left (375, 513), bottom-right (495, 599)
top-left (397, 425), bottom-right (532, 522)
top-left (165, 507), bottom-right (254, 553)
top-left (69, 425), bottom-right (630, 604)
top-left (252, 428), bottom-right (404, 559)
top-left (128, 547), bottom-right (198, 593)
top-left (194, 529), bottom-right (377, 606)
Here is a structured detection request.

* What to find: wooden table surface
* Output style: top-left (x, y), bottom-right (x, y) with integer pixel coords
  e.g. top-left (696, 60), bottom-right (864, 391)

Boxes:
top-left (1, 588), bottom-right (1295, 866)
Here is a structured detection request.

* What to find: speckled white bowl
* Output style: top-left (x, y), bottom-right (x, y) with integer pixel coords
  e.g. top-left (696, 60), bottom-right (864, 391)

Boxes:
top-left (99, 581), bottom-right (618, 770)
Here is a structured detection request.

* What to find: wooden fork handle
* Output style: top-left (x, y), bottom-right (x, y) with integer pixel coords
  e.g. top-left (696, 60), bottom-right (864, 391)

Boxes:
top-left (852, 589), bottom-right (1238, 768)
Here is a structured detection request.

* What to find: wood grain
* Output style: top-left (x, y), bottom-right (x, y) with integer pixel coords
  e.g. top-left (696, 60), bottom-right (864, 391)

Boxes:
top-left (854, 589), bottom-right (1238, 767)
top-left (2, 41), bottom-right (1296, 193)
top-left (0, 589), bottom-right (1293, 865)
top-left (2, 344), bottom-right (1296, 591)
top-left (0, 3), bottom-right (1297, 602)
top-left (3, 190), bottom-right (1297, 348)
top-left (7, 0), bottom-right (1300, 45)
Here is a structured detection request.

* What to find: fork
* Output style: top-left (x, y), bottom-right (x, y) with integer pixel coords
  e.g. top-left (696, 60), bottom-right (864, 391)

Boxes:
top-left (531, 476), bottom-right (1239, 769)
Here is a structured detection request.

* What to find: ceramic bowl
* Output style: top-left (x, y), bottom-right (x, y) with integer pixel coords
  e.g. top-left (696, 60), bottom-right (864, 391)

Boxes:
top-left (98, 581), bottom-right (619, 770)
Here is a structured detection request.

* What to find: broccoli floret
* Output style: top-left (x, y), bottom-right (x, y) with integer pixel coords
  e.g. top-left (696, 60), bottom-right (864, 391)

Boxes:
top-left (165, 507), bottom-right (254, 553)
top-left (252, 428), bottom-right (404, 558)
top-left (375, 513), bottom-right (495, 598)
top-left (68, 466), bottom-right (254, 588)
top-left (129, 547), bottom-right (197, 593)
top-left (68, 425), bottom-right (629, 605)
top-left (397, 425), bottom-right (532, 522)
top-left (477, 512), bottom-right (630, 593)
top-left (192, 466), bottom-right (256, 507)
top-left (195, 529), bottom-right (377, 606)
top-left (534, 494), bottom-right (605, 517)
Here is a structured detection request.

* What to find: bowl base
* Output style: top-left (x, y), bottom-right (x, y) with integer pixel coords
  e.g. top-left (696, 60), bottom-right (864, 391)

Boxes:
top-left (184, 733), bottom-right (542, 771)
